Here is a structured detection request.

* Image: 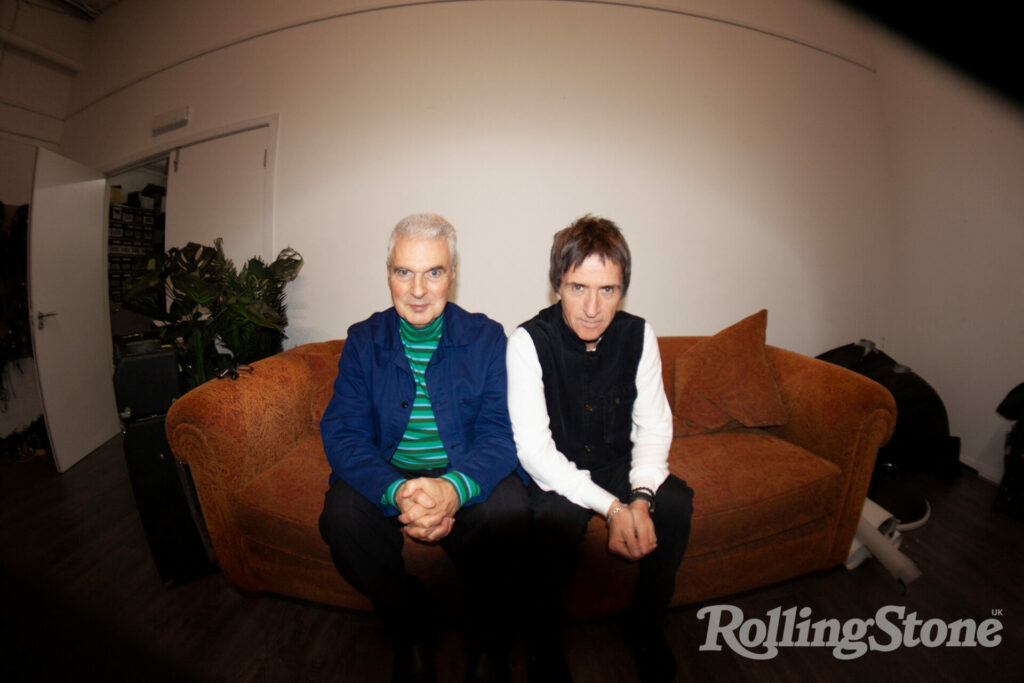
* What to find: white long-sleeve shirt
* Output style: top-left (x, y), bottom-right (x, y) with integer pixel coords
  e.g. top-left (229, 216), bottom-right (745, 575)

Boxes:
top-left (506, 321), bottom-right (673, 516)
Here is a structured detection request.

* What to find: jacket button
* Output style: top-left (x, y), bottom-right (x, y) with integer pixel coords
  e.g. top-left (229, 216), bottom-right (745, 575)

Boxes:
top-left (584, 444), bottom-right (592, 452)
top-left (402, 401), bottom-right (409, 409)
top-left (585, 403), bottom-right (593, 412)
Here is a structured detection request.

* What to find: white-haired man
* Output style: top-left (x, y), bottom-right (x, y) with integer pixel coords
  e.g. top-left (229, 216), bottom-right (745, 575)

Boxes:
top-left (320, 214), bottom-right (529, 683)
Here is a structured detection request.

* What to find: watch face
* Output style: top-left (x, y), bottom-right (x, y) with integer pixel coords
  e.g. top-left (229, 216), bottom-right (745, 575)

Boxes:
top-left (629, 489), bottom-right (655, 513)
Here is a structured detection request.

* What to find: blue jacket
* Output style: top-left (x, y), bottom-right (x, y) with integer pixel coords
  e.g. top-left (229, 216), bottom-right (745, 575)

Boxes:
top-left (320, 303), bottom-right (525, 515)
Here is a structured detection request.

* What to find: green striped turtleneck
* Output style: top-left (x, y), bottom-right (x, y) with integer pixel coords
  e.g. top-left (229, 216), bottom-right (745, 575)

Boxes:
top-left (381, 314), bottom-right (481, 509)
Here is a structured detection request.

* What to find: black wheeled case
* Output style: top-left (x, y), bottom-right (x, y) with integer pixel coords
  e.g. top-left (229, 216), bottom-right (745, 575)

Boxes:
top-left (123, 415), bottom-right (217, 586)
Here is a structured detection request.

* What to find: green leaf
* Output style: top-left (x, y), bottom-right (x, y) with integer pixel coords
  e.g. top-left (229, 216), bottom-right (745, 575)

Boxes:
top-left (269, 247), bottom-right (303, 281)
top-left (120, 237), bottom-right (300, 383)
top-left (171, 272), bottom-right (219, 305)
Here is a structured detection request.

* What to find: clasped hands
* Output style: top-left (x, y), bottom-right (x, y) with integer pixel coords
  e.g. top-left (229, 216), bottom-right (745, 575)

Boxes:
top-left (606, 498), bottom-right (658, 561)
top-left (395, 477), bottom-right (460, 542)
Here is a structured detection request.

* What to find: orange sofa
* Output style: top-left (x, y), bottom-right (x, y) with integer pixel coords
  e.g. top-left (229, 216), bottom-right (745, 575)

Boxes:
top-left (166, 330), bottom-right (896, 619)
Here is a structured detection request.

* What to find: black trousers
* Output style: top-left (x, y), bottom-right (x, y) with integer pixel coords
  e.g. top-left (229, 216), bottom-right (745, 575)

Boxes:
top-left (529, 459), bottom-right (694, 645)
top-left (319, 472), bottom-right (530, 645)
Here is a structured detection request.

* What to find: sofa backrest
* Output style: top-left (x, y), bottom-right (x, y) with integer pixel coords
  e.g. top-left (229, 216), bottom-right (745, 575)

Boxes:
top-left (301, 337), bottom-right (707, 430)
top-left (291, 339), bottom-right (345, 428)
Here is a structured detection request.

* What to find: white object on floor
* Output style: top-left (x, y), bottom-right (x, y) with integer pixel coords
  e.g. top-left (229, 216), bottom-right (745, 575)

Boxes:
top-left (896, 500), bottom-right (931, 532)
top-left (846, 497), bottom-right (923, 586)
top-left (846, 498), bottom-right (899, 570)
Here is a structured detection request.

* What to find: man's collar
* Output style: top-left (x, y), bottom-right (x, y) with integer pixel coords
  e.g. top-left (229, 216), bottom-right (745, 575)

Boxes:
top-left (382, 302), bottom-right (469, 349)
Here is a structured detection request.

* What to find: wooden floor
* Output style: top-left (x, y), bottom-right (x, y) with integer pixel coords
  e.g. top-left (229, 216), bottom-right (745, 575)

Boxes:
top-left (1, 436), bottom-right (1022, 682)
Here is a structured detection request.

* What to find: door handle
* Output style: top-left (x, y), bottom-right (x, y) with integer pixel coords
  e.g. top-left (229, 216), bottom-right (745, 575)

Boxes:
top-left (37, 312), bottom-right (57, 330)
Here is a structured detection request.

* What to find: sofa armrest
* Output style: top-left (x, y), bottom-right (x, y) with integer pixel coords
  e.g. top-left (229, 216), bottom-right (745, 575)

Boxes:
top-left (764, 347), bottom-right (897, 565)
top-left (166, 349), bottom-right (315, 483)
top-left (166, 348), bottom-right (316, 587)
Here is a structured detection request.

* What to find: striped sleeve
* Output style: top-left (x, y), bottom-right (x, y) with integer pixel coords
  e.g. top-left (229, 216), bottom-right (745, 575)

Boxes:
top-left (441, 471), bottom-right (482, 507)
top-left (381, 478), bottom-right (406, 509)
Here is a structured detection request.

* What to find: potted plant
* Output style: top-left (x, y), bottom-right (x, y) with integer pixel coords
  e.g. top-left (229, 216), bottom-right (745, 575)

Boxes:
top-left (123, 238), bottom-right (303, 389)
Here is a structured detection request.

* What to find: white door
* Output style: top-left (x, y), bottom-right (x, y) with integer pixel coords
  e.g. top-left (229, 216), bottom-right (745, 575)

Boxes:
top-left (164, 126), bottom-right (271, 264)
top-left (28, 148), bottom-right (120, 472)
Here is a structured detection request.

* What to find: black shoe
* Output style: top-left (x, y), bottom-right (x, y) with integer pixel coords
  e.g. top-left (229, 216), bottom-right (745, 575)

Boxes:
top-left (465, 645), bottom-right (510, 683)
top-left (526, 647), bottom-right (572, 683)
top-left (632, 636), bottom-right (676, 683)
top-left (393, 639), bottom-right (437, 683)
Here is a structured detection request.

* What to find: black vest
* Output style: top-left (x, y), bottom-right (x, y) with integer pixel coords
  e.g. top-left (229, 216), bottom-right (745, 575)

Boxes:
top-left (522, 303), bottom-right (645, 472)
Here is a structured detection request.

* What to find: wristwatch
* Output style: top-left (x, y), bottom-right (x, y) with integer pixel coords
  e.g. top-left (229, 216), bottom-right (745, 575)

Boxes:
top-left (629, 486), bottom-right (655, 513)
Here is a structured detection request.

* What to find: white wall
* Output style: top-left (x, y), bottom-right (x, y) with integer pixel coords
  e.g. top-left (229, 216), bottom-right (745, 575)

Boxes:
top-left (51, 0), bottom-right (1022, 482)
top-left (60, 0), bottom-right (892, 351)
top-left (869, 31), bottom-right (1024, 482)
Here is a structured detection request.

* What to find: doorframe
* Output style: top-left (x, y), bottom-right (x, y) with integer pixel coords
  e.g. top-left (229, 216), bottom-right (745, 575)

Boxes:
top-left (104, 114), bottom-right (278, 259)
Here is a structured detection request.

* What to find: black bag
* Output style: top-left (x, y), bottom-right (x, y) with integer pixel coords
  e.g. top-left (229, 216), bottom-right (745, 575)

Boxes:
top-left (817, 340), bottom-right (962, 483)
top-left (994, 383), bottom-right (1024, 519)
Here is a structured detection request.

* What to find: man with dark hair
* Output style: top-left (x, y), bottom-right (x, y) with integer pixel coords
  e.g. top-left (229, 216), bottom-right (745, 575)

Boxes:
top-left (320, 213), bottom-right (529, 683)
top-left (507, 215), bottom-right (694, 683)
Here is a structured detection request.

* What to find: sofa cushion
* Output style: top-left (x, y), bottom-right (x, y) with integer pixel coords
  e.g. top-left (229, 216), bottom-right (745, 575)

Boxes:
top-left (673, 309), bottom-right (787, 436)
top-left (235, 434), bottom-right (332, 561)
top-left (234, 431), bottom-right (455, 576)
top-left (670, 429), bottom-right (842, 555)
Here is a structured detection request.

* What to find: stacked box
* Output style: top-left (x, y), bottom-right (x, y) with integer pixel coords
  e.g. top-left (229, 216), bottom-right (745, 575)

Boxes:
top-left (108, 203), bottom-right (165, 303)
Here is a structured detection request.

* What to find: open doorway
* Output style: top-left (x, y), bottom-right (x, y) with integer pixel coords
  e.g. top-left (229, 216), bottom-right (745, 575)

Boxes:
top-left (25, 119), bottom-right (274, 472)
top-left (107, 157), bottom-right (169, 343)
top-left (105, 121), bottom-right (275, 345)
